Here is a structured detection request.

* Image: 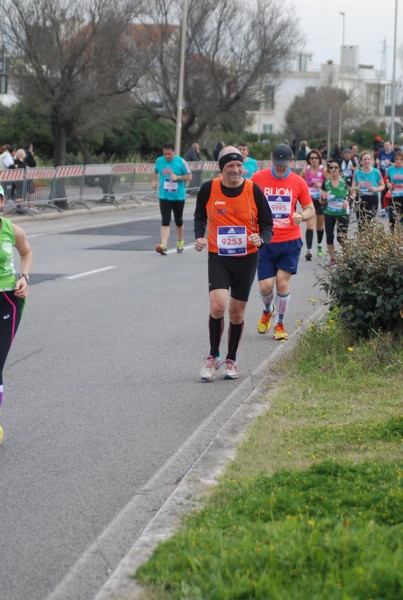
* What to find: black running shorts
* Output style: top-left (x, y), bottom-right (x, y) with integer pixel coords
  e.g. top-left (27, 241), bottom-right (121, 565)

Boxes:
top-left (207, 252), bottom-right (258, 302)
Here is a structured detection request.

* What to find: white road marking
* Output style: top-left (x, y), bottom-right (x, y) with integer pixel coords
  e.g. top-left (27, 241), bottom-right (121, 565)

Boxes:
top-left (66, 266), bottom-right (117, 279)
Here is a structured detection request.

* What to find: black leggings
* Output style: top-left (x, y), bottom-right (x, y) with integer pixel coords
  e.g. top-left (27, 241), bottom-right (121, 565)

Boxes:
top-left (356, 195), bottom-right (378, 230)
top-left (159, 199), bottom-right (185, 227)
top-left (0, 292), bottom-right (23, 391)
top-left (324, 214), bottom-right (349, 246)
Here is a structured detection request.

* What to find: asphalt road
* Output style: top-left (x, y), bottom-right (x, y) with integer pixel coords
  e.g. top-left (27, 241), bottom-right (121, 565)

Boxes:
top-left (0, 203), bottom-right (326, 600)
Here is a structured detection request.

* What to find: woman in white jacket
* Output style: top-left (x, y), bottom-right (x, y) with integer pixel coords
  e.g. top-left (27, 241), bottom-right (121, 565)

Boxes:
top-left (0, 144), bottom-right (15, 169)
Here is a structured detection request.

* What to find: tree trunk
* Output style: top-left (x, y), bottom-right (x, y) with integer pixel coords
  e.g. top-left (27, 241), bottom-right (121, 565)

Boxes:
top-left (52, 123), bottom-right (68, 168)
top-left (51, 116), bottom-right (68, 208)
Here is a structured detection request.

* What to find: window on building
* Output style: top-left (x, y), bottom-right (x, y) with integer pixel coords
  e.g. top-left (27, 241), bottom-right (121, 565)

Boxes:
top-left (263, 85), bottom-right (275, 111)
top-left (297, 53), bottom-right (311, 72)
top-left (263, 124), bottom-right (273, 134)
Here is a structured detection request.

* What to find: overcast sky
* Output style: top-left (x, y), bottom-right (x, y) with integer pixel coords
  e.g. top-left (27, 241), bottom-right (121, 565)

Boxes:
top-left (292, 0), bottom-right (401, 79)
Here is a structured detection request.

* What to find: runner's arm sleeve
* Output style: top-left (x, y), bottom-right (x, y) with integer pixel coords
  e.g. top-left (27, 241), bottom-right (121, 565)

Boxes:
top-left (194, 180), bottom-right (213, 239)
top-left (253, 183), bottom-right (273, 245)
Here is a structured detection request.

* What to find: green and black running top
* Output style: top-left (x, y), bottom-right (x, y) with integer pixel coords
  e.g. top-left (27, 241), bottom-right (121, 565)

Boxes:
top-left (322, 178), bottom-right (350, 217)
top-left (0, 217), bottom-right (17, 291)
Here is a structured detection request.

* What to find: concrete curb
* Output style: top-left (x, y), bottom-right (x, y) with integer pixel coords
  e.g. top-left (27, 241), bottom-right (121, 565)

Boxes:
top-left (95, 307), bottom-right (326, 600)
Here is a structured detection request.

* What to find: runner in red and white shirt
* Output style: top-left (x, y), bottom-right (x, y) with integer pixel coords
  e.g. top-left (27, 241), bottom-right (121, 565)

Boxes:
top-left (252, 144), bottom-right (314, 340)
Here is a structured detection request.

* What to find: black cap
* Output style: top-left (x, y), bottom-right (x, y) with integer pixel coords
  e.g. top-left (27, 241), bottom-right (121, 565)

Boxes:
top-left (272, 144), bottom-right (293, 166)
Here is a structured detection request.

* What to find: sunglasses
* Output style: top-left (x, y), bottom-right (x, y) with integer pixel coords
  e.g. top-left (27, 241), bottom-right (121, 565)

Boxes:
top-left (310, 156), bottom-right (320, 160)
top-left (328, 166), bottom-right (339, 171)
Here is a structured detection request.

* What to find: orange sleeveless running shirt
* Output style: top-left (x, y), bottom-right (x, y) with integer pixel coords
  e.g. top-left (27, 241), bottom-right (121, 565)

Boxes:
top-left (206, 178), bottom-right (259, 256)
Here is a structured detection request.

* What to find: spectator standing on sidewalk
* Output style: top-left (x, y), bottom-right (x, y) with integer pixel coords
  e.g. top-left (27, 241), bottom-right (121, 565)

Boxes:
top-left (0, 145), bottom-right (16, 201)
top-left (23, 143), bottom-right (36, 169)
top-left (23, 143), bottom-right (37, 200)
top-left (252, 143), bottom-right (314, 341)
top-left (0, 186), bottom-right (33, 443)
top-left (237, 141), bottom-right (258, 178)
top-left (152, 142), bottom-right (192, 255)
top-left (183, 142), bottom-right (201, 162)
top-left (213, 141), bottom-right (224, 162)
top-left (183, 142), bottom-right (202, 191)
top-left (194, 146), bottom-right (273, 381)
top-left (0, 144), bottom-right (15, 170)
top-left (299, 149), bottom-right (326, 260)
top-left (296, 140), bottom-right (309, 161)
top-left (14, 149), bottom-right (27, 203)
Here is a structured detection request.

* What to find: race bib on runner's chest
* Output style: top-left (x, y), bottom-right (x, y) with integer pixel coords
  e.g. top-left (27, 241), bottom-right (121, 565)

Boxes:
top-left (217, 226), bottom-right (247, 255)
top-left (309, 187), bottom-right (321, 199)
top-left (163, 178), bottom-right (178, 193)
top-left (392, 183), bottom-right (403, 196)
top-left (326, 195), bottom-right (344, 212)
top-left (267, 194), bottom-right (292, 225)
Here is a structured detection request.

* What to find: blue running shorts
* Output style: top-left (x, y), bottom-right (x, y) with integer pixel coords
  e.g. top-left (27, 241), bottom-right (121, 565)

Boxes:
top-left (257, 239), bottom-right (303, 280)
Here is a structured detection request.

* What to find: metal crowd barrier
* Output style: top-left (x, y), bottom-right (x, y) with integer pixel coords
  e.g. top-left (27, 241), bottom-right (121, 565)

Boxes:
top-left (1, 160), bottom-right (307, 216)
top-left (0, 163), bottom-right (157, 216)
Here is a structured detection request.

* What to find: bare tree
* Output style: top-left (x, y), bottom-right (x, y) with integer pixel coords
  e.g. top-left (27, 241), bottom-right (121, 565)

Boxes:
top-left (284, 86), bottom-right (366, 145)
top-left (138, 0), bottom-right (302, 148)
top-left (1, 0), bottom-right (148, 165)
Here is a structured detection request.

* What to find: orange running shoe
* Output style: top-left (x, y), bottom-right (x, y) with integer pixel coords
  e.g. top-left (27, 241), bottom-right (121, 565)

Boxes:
top-left (257, 309), bottom-right (275, 334)
top-left (273, 323), bottom-right (288, 341)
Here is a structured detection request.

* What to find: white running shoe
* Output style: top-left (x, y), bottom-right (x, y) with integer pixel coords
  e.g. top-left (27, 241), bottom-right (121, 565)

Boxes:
top-left (199, 355), bottom-right (221, 381)
top-left (222, 359), bottom-right (239, 380)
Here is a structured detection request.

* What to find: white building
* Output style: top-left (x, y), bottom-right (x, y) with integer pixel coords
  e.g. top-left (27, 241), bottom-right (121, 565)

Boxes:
top-left (247, 46), bottom-right (391, 136)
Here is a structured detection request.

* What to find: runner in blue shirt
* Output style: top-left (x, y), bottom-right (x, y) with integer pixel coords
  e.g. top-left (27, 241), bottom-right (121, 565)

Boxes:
top-left (152, 142), bottom-right (192, 255)
top-left (238, 142), bottom-right (258, 179)
top-left (386, 150), bottom-right (403, 233)
top-left (352, 151), bottom-right (384, 230)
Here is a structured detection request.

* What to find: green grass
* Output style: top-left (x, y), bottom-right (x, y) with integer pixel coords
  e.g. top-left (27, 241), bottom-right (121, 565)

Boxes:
top-left (135, 318), bottom-right (403, 600)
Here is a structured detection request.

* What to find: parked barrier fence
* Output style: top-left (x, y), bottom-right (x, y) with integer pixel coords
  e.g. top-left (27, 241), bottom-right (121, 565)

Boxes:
top-left (0, 160), bottom-right (306, 216)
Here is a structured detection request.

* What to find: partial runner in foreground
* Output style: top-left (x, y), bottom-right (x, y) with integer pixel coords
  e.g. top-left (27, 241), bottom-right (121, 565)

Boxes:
top-left (194, 146), bottom-right (273, 382)
top-left (252, 143), bottom-right (314, 341)
top-left (0, 186), bottom-right (33, 443)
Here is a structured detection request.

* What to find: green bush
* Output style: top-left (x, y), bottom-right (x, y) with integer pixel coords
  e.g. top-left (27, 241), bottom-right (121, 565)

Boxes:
top-left (317, 224), bottom-right (403, 338)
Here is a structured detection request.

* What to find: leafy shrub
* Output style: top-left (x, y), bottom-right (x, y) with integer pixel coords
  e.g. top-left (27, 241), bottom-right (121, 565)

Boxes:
top-left (317, 224), bottom-right (403, 338)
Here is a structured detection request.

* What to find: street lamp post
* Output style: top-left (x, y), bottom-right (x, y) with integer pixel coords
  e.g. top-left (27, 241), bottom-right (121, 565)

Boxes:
top-left (338, 11), bottom-right (345, 146)
top-left (175, 0), bottom-right (189, 156)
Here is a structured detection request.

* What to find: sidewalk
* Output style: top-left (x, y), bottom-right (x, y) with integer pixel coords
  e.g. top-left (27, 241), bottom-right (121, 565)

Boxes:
top-left (6, 196), bottom-right (158, 224)
top-left (93, 309), bottom-right (325, 600)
